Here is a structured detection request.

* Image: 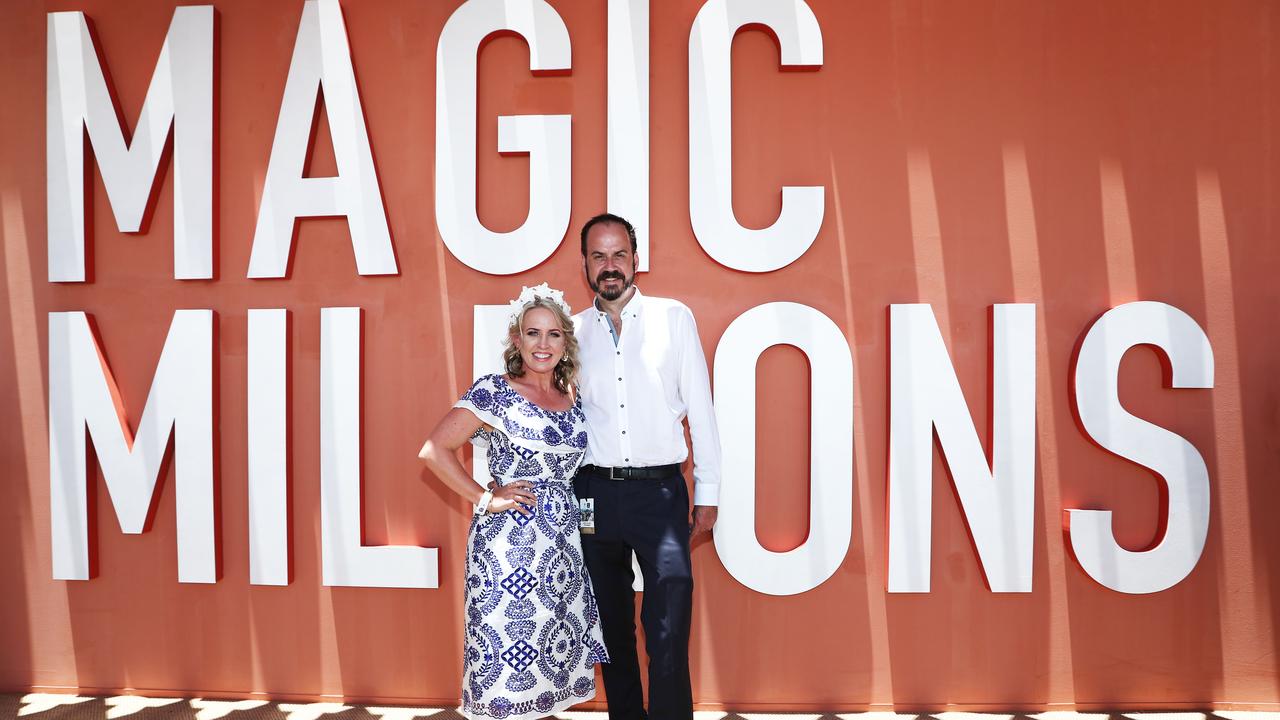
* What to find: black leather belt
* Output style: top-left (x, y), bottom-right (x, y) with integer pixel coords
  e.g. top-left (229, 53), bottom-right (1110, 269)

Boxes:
top-left (579, 463), bottom-right (681, 480)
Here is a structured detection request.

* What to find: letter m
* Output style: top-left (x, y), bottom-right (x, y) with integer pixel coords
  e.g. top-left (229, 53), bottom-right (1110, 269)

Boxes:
top-left (49, 310), bottom-right (215, 582)
top-left (47, 7), bottom-right (212, 282)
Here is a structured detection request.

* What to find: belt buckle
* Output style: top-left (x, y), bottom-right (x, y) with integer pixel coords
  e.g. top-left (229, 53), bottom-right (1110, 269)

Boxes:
top-left (608, 466), bottom-right (619, 480)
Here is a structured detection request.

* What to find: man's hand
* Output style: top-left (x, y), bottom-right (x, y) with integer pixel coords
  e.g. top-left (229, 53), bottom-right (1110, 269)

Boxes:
top-left (690, 505), bottom-right (718, 539)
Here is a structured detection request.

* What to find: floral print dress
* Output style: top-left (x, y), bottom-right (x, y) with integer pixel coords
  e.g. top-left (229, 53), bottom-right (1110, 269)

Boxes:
top-left (454, 374), bottom-right (609, 720)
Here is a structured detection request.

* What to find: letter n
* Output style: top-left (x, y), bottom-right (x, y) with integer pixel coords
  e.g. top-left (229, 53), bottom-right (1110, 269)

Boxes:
top-left (887, 304), bottom-right (1037, 592)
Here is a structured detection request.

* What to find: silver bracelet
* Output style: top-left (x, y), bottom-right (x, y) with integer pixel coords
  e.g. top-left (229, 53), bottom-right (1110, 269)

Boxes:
top-left (474, 489), bottom-right (494, 516)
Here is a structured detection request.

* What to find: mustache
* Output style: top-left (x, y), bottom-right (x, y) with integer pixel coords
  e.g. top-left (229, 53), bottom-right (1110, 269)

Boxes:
top-left (595, 271), bottom-right (625, 283)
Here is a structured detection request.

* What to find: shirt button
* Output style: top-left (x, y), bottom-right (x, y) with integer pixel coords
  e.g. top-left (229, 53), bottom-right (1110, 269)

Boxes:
top-left (621, 430), bottom-right (627, 435)
top-left (620, 404), bottom-right (625, 408)
top-left (617, 377), bottom-right (622, 381)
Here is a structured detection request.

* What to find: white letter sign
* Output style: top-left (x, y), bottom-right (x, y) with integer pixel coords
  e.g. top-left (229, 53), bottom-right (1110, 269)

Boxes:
top-left (887, 304), bottom-right (1037, 593)
top-left (320, 308), bottom-right (438, 588)
top-left (689, 0), bottom-right (824, 272)
top-left (609, 0), bottom-right (650, 271)
top-left (248, 0), bottom-right (397, 279)
top-left (248, 309), bottom-right (289, 586)
top-left (49, 310), bottom-right (215, 583)
top-left (713, 302), bottom-right (853, 595)
top-left (1069, 301), bottom-right (1213, 594)
top-left (435, 0), bottom-right (572, 275)
top-left (47, 7), bottom-right (213, 282)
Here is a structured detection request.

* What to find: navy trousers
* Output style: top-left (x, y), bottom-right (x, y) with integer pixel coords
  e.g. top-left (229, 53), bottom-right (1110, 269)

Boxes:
top-left (574, 468), bottom-right (694, 720)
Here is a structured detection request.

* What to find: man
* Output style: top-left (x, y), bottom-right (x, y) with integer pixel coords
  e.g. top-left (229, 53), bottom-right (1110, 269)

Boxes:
top-left (571, 213), bottom-right (721, 720)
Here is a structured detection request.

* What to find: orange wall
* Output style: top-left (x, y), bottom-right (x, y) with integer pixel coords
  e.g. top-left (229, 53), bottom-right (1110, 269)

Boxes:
top-left (2, 0), bottom-right (1279, 710)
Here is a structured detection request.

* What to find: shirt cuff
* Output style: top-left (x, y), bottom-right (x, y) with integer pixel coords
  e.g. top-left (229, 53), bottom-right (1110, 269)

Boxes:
top-left (692, 482), bottom-right (719, 507)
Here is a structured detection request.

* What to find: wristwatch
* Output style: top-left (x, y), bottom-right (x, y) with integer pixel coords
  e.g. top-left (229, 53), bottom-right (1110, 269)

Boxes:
top-left (474, 489), bottom-right (494, 516)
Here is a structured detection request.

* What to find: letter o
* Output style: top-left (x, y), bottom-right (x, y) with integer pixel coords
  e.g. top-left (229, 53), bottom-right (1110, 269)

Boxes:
top-left (712, 302), bottom-right (852, 595)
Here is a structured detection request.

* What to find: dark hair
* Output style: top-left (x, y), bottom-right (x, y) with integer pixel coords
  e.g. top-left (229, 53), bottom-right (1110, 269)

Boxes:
top-left (580, 213), bottom-right (638, 256)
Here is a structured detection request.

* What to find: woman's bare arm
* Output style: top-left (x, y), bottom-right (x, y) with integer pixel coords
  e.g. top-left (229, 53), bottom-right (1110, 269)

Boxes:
top-left (419, 407), bottom-right (536, 514)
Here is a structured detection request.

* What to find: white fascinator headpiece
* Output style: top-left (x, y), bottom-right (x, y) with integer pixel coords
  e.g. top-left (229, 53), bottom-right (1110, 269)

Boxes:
top-left (506, 282), bottom-right (572, 327)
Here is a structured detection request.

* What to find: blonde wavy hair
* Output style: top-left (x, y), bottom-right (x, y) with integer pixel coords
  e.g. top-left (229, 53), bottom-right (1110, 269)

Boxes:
top-left (503, 297), bottom-right (579, 395)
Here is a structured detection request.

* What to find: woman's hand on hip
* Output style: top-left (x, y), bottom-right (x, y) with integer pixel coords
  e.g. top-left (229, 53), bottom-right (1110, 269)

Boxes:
top-left (487, 481), bottom-right (537, 515)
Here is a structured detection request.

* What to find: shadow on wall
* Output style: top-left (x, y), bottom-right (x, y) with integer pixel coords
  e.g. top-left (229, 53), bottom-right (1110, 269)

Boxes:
top-left (0, 186), bottom-right (37, 697)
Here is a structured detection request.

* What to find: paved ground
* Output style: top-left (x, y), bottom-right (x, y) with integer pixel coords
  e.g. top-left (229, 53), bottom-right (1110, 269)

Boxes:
top-left (5, 696), bottom-right (1280, 720)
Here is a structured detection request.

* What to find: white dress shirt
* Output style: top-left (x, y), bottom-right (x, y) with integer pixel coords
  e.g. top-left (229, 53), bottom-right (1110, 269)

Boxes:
top-left (573, 287), bottom-right (723, 506)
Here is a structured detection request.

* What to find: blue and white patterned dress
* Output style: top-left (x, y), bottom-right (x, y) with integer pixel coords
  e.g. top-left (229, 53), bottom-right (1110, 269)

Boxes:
top-left (454, 373), bottom-right (609, 720)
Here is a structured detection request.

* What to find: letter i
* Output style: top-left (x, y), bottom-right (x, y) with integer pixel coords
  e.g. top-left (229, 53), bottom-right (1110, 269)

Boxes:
top-left (248, 309), bottom-right (289, 585)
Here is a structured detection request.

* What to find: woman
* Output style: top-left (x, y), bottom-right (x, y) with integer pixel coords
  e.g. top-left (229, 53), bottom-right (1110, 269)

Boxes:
top-left (419, 283), bottom-right (608, 720)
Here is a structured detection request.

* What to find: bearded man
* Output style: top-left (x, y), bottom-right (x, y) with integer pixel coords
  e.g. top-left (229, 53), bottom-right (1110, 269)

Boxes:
top-left (571, 213), bottom-right (722, 720)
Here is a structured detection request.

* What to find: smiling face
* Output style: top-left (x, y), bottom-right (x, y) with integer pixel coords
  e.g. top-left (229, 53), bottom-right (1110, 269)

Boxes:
top-left (515, 306), bottom-right (567, 375)
top-left (584, 221), bottom-right (638, 302)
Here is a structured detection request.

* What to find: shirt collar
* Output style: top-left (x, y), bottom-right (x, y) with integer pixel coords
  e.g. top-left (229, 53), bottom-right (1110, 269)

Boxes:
top-left (594, 285), bottom-right (644, 319)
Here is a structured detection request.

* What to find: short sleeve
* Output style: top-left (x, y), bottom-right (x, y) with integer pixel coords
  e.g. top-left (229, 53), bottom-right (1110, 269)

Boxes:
top-left (453, 374), bottom-right (506, 448)
top-left (453, 373), bottom-right (580, 454)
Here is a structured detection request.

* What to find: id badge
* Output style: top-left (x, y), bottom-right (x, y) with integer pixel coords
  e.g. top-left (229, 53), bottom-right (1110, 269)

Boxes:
top-left (578, 498), bottom-right (595, 534)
